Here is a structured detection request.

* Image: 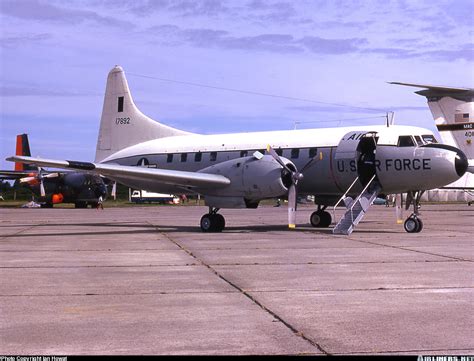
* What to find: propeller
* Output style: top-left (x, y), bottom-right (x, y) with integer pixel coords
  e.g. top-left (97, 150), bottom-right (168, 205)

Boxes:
top-left (266, 145), bottom-right (304, 228)
top-left (19, 168), bottom-right (60, 197)
top-left (37, 168), bottom-right (61, 197)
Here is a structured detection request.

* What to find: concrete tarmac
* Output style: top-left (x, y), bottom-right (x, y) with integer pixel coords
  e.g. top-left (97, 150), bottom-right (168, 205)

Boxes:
top-left (0, 204), bottom-right (472, 355)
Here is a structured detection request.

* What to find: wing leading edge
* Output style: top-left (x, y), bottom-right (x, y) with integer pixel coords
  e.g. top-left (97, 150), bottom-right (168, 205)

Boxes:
top-left (6, 156), bottom-right (231, 189)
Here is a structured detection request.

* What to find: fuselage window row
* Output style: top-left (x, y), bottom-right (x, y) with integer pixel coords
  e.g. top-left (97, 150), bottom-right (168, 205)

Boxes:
top-left (159, 148), bottom-right (319, 164)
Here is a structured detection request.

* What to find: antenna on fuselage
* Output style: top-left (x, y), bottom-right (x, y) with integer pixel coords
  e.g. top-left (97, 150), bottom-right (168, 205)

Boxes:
top-left (386, 111), bottom-right (395, 127)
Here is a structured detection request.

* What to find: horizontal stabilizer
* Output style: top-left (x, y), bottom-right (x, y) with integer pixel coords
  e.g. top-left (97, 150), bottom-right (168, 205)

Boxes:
top-left (389, 82), bottom-right (474, 101)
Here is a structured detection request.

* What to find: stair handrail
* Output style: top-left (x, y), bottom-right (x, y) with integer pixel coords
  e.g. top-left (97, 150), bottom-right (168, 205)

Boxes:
top-left (349, 174), bottom-right (377, 223)
top-left (332, 176), bottom-right (360, 222)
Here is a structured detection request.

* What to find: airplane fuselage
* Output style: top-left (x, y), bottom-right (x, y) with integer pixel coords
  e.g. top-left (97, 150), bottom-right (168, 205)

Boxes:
top-left (100, 124), bottom-right (464, 205)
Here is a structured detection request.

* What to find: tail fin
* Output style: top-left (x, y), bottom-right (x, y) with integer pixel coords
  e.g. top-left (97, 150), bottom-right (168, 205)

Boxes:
top-left (389, 82), bottom-right (474, 160)
top-left (95, 66), bottom-right (193, 162)
top-left (14, 134), bottom-right (35, 171)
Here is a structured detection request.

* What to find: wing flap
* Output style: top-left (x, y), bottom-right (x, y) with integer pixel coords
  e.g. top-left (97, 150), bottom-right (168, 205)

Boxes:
top-left (7, 156), bottom-right (231, 189)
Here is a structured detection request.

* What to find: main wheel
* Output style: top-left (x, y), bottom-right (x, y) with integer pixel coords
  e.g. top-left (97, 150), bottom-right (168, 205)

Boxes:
top-left (310, 210), bottom-right (332, 228)
top-left (214, 214), bottom-right (226, 231)
top-left (200, 214), bottom-right (225, 233)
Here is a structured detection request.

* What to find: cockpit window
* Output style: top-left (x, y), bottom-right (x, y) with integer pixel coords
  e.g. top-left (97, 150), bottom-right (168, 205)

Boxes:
top-left (397, 136), bottom-right (415, 147)
top-left (422, 134), bottom-right (437, 144)
top-left (414, 135), bottom-right (423, 146)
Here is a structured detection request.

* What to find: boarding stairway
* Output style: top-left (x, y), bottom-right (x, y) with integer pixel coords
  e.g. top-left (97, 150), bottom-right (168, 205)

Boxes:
top-left (333, 175), bottom-right (381, 235)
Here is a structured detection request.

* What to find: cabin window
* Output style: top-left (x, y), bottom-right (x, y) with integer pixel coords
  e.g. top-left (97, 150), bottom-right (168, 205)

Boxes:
top-left (309, 147), bottom-right (318, 158)
top-left (181, 153), bottom-right (187, 162)
top-left (240, 150), bottom-right (248, 157)
top-left (166, 154), bottom-right (173, 163)
top-left (463, 113), bottom-right (469, 119)
top-left (397, 136), bottom-right (415, 147)
top-left (414, 136), bottom-right (423, 146)
top-left (276, 148), bottom-right (283, 156)
top-left (422, 134), bottom-right (437, 144)
top-left (194, 152), bottom-right (202, 162)
top-left (291, 148), bottom-right (300, 159)
top-left (117, 96), bottom-right (124, 112)
top-left (210, 152), bottom-right (217, 161)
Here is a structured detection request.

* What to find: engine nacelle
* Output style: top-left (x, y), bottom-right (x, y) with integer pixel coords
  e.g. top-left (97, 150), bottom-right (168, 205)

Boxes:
top-left (197, 155), bottom-right (293, 208)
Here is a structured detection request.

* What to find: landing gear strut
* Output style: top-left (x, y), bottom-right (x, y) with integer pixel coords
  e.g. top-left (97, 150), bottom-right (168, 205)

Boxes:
top-left (200, 207), bottom-right (225, 232)
top-left (403, 191), bottom-right (424, 233)
top-left (310, 205), bottom-right (332, 228)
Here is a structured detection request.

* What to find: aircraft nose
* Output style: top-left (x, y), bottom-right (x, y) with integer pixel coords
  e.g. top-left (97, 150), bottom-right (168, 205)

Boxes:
top-left (422, 143), bottom-right (468, 177)
top-left (455, 149), bottom-right (468, 177)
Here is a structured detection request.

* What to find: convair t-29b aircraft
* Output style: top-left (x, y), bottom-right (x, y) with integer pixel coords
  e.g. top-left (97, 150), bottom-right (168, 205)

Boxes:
top-left (8, 66), bottom-right (469, 234)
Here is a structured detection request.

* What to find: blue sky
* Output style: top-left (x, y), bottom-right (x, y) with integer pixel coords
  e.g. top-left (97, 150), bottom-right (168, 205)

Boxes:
top-left (1, 0), bottom-right (473, 169)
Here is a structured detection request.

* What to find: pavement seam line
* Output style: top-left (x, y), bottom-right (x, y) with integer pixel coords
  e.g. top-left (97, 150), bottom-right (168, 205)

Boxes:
top-left (0, 224), bottom-right (43, 240)
top-left (152, 224), bottom-right (330, 356)
top-left (347, 238), bottom-right (471, 262)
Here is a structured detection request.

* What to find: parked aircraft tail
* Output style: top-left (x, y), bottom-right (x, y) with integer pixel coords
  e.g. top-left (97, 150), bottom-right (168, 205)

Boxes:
top-left (14, 134), bottom-right (36, 171)
top-left (389, 82), bottom-right (474, 162)
top-left (95, 66), bottom-right (192, 162)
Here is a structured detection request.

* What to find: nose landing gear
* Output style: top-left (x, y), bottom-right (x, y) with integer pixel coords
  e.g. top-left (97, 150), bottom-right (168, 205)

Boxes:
top-left (404, 214), bottom-right (423, 233)
top-left (403, 190), bottom-right (424, 233)
top-left (200, 207), bottom-right (225, 232)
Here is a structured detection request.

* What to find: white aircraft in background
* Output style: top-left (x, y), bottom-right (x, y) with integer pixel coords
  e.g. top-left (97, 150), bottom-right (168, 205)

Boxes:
top-left (9, 66), bottom-right (469, 234)
top-left (390, 82), bottom-right (474, 204)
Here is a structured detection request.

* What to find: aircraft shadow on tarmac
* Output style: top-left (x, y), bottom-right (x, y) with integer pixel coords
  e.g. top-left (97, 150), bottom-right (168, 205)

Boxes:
top-left (1, 221), bottom-right (401, 238)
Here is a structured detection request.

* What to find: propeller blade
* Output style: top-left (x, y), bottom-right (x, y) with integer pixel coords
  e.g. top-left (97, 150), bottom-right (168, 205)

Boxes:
top-left (395, 194), bottom-right (403, 224)
top-left (19, 176), bottom-right (36, 183)
top-left (288, 184), bottom-right (297, 229)
top-left (40, 180), bottom-right (46, 197)
top-left (44, 172), bottom-right (60, 178)
top-left (111, 182), bottom-right (117, 199)
top-left (266, 145), bottom-right (292, 173)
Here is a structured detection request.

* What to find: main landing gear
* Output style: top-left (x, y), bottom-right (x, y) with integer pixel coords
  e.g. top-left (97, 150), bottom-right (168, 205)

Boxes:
top-left (310, 205), bottom-right (332, 228)
top-left (200, 207), bottom-right (226, 232)
top-left (403, 191), bottom-right (424, 233)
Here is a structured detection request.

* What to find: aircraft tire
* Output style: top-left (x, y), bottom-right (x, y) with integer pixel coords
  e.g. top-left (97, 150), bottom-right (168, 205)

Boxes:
top-left (310, 210), bottom-right (331, 228)
top-left (415, 218), bottom-right (423, 233)
top-left (404, 216), bottom-right (422, 233)
top-left (200, 214), bottom-right (224, 232)
top-left (214, 214), bottom-right (226, 231)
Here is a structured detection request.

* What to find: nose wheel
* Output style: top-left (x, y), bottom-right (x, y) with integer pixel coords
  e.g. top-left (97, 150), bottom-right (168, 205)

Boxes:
top-left (200, 208), bottom-right (225, 232)
top-left (404, 214), bottom-right (423, 233)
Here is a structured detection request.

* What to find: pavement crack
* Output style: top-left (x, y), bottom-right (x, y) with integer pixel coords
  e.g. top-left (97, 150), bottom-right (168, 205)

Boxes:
top-left (152, 223), bottom-right (330, 355)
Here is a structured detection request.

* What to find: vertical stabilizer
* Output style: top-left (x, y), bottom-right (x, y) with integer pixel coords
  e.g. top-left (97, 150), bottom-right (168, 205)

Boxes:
top-left (389, 82), bottom-right (474, 160)
top-left (14, 134), bottom-right (35, 171)
top-left (95, 66), bottom-right (192, 162)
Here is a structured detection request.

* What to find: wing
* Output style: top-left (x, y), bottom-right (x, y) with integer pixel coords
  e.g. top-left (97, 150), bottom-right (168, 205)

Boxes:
top-left (0, 170), bottom-right (35, 179)
top-left (6, 156), bottom-right (231, 189)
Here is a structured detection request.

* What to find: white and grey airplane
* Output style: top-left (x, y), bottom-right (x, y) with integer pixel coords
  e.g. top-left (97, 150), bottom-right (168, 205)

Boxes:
top-left (391, 82), bottom-right (474, 204)
top-left (8, 66), bottom-right (469, 234)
